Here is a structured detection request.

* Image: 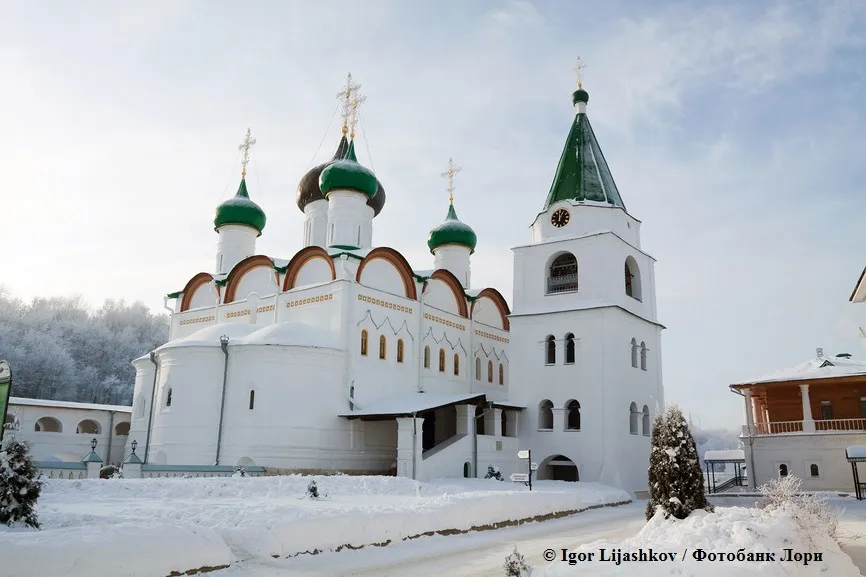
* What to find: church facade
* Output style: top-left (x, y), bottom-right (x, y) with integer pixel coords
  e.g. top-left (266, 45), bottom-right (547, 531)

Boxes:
top-left (125, 75), bottom-right (664, 493)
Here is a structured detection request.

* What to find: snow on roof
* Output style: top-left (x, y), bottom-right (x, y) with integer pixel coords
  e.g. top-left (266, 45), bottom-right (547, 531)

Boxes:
top-left (158, 322), bottom-right (340, 351)
top-left (491, 400), bottom-right (526, 410)
top-left (733, 355), bottom-right (866, 386)
top-left (271, 258), bottom-right (290, 269)
top-left (847, 445), bottom-right (866, 460)
top-left (339, 392), bottom-right (484, 418)
top-left (413, 269), bottom-right (434, 278)
top-left (9, 396), bottom-right (132, 413)
top-left (704, 449), bottom-right (745, 462)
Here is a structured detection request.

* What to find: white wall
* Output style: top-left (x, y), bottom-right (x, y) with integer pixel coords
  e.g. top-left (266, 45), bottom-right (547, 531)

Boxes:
top-left (529, 201), bottom-right (641, 248)
top-left (216, 225), bottom-right (258, 276)
top-left (747, 433), bottom-right (866, 491)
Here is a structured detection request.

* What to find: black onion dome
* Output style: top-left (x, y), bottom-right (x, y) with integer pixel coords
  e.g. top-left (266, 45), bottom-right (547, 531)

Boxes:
top-left (296, 135), bottom-right (386, 216)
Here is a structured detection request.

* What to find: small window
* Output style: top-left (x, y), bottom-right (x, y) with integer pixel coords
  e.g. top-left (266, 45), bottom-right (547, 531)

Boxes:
top-left (630, 338), bottom-right (638, 368)
top-left (475, 357), bottom-right (481, 380)
top-left (438, 349), bottom-right (446, 372)
top-left (547, 253), bottom-right (578, 293)
top-left (379, 335), bottom-right (386, 359)
top-left (642, 405), bottom-right (650, 436)
top-left (499, 363), bottom-right (504, 385)
top-left (565, 333), bottom-right (575, 364)
top-left (487, 360), bottom-right (493, 383)
top-left (640, 341), bottom-right (647, 371)
top-left (629, 402), bottom-right (638, 435)
top-left (565, 400), bottom-right (580, 430)
top-left (820, 401), bottom-right (832, 420)
top-left (538, 400), bottom-right (553, 430)
top-left (397, 339), bottom-right (405, 363)
top-left (360, 330), bottom-right (368, 356)
top-left (779, 463), bottom-right (788, 477)
top-left (546, 335), bottom-right (556, 364)
top-left (453, 354), bottom-right (459, 376)
top-left (249, 390), bottom-right (255, 410)
top-left (625, 261), bottom-right (634, 297)
top-left (810, 463), bottom-right (819, 477)
top-left (166, 387), bottom-right (173, 408)
top-left (424, 346), bottom-right (430, 369)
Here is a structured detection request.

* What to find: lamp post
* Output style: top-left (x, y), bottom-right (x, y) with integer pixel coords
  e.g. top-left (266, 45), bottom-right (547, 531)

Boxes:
top-left (131, 439), bottom-right (138, 454)
top-left (91, 438), bottom-right (98, 451)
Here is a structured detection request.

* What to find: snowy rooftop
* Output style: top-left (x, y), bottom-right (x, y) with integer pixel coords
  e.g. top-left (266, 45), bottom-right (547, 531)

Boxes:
top-left (732, 354), bottom-right (866, 386)
top-left (9, 396), bottom-right (132, 413)
top-left (157, 322), bottom-right (340, 351)
top-left (339, 392), bottom-right (485, 419)
top-left (847, 445), bottom-right (866, 460)
top-left (703, 449), bottom-right (745, 462)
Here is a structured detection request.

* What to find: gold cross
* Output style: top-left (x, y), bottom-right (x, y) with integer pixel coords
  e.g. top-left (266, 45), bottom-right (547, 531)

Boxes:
top-left (238, 127), bottom-right (256, 178)
top-left (337, 73), bottom-right (362, 136)
top-left (441, 158), bottom-right (462, 205)
top-left (575, 56), bottom-right (587, 89)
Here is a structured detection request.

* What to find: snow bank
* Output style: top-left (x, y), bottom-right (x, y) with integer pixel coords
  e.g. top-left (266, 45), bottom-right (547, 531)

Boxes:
top-left (7, 475), bottom-right (628, 576)
top-left (535, 505), bottom-right (861, 577)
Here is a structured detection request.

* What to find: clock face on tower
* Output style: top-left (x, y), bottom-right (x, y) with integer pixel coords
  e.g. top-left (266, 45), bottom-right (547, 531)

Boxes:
top-left (550, 208), bottom-right (570, 228)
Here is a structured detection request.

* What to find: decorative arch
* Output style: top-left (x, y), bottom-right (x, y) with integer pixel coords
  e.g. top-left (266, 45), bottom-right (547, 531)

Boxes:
top-left (565, 333), bottom-right (575, 364)
top-left (179, 272), bottom-right (215, 312)
top-left (34, 416), bottom-right (62, 433)
top-left (538, 400), bottom-right (554, 430)
top-left (565, 400), bottom-right (581, 430)
top-left (429, 269), bottom-right (469, 317)
top-left (282, 246), bottom-right (336, 291)
top-left (115, 422), bottom-right (131, 436)
top-left (76, 419), bottom-right (101, 434)
top-left (545, 335), bottom-right (556, 364)
top-left (470, 288), bottom-right (511, 331)
top-left (223, 255), bottom-right (275, 303)
top-left (355, 247), bottom-right (418, 300)
top-left (537, 454), bottom-right (579, 482)
top-left (625, 256), bottom-right (642, 301)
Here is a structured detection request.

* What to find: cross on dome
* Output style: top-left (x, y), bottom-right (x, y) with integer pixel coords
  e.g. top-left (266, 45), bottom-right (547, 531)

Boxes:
top-left (441, 157), bottom-right (462, 205)
top-left (337, 73), bottom-right (363, 136)
top-left (574, 56), bottom-right (587, 89)
top-left (238, 127), bottom-right (256, 179)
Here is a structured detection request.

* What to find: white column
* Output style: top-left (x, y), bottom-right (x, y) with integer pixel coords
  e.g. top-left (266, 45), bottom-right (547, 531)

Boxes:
top-left (86, 462), bottom-right (102, 479)
top-left (743, 389), bottom-right (755, 434)
top-left (396, 417), bottom-right (424, 480)
top-left (800, 384), bottom-right (815, 432)
top-left (455, 404), bottom-right (475, 436)
top-left (487, 408), bottom-right (502, 437)
top-left (504, 410), bottom-right (519, 438)
top-left (552, 407), bottom-right (564, 432)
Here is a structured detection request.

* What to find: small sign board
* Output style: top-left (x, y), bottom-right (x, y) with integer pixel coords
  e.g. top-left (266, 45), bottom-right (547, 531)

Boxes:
top-left (511, 473), bottom-right (529, 482)
top-left (517, 450), bottom-right (530, 460)
top-left (530, 462), bottom-right (538, 471)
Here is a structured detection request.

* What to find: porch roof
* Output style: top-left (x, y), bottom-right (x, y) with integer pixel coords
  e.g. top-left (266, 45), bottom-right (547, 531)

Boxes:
top-left (491, 400), bottom-right (527, 410)
top-left (339, 392), bottom-right (485, 420)
top-left (846, 445), bottom-right (866, 462)
top-left (704, 449), bottom-right (745, 463)
top-left (730, 355), bottom-right (866, 388)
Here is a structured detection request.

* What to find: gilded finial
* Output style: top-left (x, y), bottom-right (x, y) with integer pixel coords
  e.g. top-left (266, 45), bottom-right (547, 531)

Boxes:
top-left (238, 127), bottom-right (256, 179)
top-left (441, 158), bottom-right (462, 205)
top-left (337, 73), bottom-right (361, 136)
top-left (575, 56), bottom-right (587, 89)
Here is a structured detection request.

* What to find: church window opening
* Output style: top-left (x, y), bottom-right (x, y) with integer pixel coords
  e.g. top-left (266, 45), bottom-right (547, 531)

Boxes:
top-left (642, 405), bottom-right (650, 436)
top-left (360, 330), bottom-right (369, 356)
top-left (379, 335), bottom-right (387, 360)
top-left (820, 400), bottom-right (832, 420)
top-left (453, 354), bottom-right (459, 376)
top-left (34, 417), bottom-right (62, 433)
top-left (630, 338), bottom-right (638, 368)
top-left (475, 357), bottom-right (481, 380)
top-left (488, 360), bottom-right (493, 383)
top-left (565, 400), bottom-right (580, 431)
top-left (640, 342), bottom-right (647, 371)
top-left (439, 348), bottom-right (445, 372)
top-left (538, 400), bottom-right (553, 430)
top-left (424, 346), bottom-right (430, 369)
top-left (779, 463), bottom-right (788, 477)
top-left (810, 463), bottom-right (820, 477)
top-left (547, 253), bottom-right (578, 294)
top-left (499, 363), bottom-right (504, 385)
top-left (565, 333), bottom-right (575, 364)
top-left (545, 335), bottom-right (556, 364)
top-left (624, 256), bottom-right (642, 301)
top-left (249, 390), bottom-right (255, 410)
top-left (166, 387), bottom-right (173, 408)
top-left (76, 419), bottom-right (101, 435)
top-left (629, 402), bottom-right (638, 435)
top-left (397, 339), bottom-right (405, 363)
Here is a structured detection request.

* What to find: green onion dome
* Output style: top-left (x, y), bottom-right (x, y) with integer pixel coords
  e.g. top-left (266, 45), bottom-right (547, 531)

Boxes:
top-left (572, 88), bottom-right (589, 106)
top-left (214, 178), bottom-right (267, 236)
top-left (427, 204), bottom-right (477, 254)
top-left (319, 141), bottom-right (379, 199)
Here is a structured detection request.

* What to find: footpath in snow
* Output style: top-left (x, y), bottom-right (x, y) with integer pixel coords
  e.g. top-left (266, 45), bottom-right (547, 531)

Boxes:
top-left (0, 475), bottom-right (630, 577)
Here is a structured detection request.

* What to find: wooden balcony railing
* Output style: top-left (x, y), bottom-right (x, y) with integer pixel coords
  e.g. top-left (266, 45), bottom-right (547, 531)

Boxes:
top-left (748, 418), bottom-right (866, 435)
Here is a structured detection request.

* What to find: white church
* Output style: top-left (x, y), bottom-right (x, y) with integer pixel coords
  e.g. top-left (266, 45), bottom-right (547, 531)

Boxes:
top-left (125, 71), bottom-right (664, 493)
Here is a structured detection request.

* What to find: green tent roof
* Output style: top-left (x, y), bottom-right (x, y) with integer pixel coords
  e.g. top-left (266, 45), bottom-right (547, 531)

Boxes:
top-left (214, 178), bottom-right (267, 235)
top-left (427, 204), bottom-right (477, 254)
top-left (542, 90), bottom-right (626, 211)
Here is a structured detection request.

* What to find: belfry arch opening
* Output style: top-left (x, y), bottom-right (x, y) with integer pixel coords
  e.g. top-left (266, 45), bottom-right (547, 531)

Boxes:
top-left (547, 253), bottom-right (578, 294)
top-left (537, 454), bottom-right (579, 482)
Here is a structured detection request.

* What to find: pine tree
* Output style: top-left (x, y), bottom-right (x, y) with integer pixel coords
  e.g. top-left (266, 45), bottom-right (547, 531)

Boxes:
top-left (503, 546), bottom-right (530, 576)
top-left (645, 404), bottom-right (713, 521)
top-left (0, 427), bottom-right (43, 528)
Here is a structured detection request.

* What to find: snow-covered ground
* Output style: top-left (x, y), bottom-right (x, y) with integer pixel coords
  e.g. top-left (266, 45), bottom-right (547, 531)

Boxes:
top-left (0, 475), bottom-right (630, 577)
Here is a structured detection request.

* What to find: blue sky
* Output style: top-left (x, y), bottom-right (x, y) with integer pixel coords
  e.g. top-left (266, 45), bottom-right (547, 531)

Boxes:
top-left (2, 0), bottom-right (865, 429)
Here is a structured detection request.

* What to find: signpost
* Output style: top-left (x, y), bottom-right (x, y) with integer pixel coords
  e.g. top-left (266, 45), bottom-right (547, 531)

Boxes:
top-left (517, 448), bottom-right (533, 491)
top-left (0, 361), bottom-right (11, 443)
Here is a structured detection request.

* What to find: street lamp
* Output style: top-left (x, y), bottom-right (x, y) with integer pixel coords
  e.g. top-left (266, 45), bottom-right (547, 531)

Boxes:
top-left (90, 438), bottom-right (98, 451)
top-left (131, 439), bottom-right (138, 454)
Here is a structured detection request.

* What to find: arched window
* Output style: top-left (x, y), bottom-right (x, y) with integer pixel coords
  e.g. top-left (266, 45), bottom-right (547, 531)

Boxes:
top-left (166, 387), bottom-right (173, 408)
top-left (463, 462), bottom-right (471, 478)
top-left (397, 339), bottom-right (405, 363)
top-left (810, 464), bottom-right (819, 477)
top-left (538, 400), bottom-right (554, 430)
top-left (565, 333), bottom-right (575, 364)
top-left (360, 330), bottom-right (368, 356)
top-left (640, 341), bottom-right (647, 371)
top-left (629, 402), bottom-right (638, 435)
top-left (547, 253), bottom-right (578, 294)
top-left (499, 363), bottom-right (504, 385)
top-left (487, 360), bottom-right (493, 383)
top-left (424, 346), bottom-right (430, 369)
top-left (565, 400), bottom-right (581, 431)
top-left (437, 348), bottom-right (445, 372)
top-left (114, 422), bottom-right (130, 436)
top-left (453, 354), bottom-right (460, 376)
top-left (546, 335), bottom-right (556, 364)
top-left (630, 338), bottom-right (638, 368)
top-left (249, 390), bottom-right (255, 410)
top-left (625, 256), bottom-right (642, 300)
top-left (379, 335), bottom-right (387, 359)
top-left (76, 419), bottom-right (101, 435)
top-left (779, 464), bottom-right (788, 477)
top-left (475, 357), bottom-right (481, 380)
top-left (642, 405), bottom-right (650, 436)
top-left (34, 417), bottom-right (62, 433)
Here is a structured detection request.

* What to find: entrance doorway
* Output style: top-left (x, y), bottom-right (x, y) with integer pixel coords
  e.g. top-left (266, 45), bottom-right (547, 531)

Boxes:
top-left (537, 454), bottom-right (579, 481)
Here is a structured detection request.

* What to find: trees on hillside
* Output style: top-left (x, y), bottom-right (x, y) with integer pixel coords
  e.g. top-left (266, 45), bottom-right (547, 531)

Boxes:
top-left (0, 287), bottom-right (168, 405)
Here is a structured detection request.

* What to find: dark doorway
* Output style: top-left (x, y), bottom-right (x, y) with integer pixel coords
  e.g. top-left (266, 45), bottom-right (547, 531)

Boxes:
top-left (422, 411), bottom-right (436, 451)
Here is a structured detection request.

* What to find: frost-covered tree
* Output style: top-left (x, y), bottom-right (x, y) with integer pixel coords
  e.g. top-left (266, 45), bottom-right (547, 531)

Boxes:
top-left (503, 546), bottom-right (530, 576)
top-left (0, 427), bottom-right (43, 528)
top-left (646, 404), bottom-right (713, 521)
top-left (306, 480), bottom-right (320, 499)
top-left (485, 465), bottom-right (504, 481)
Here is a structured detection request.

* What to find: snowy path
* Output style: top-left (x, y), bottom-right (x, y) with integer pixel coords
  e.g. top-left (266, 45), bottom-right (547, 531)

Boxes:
top-left (217, 502), bottom-right (645, 577)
